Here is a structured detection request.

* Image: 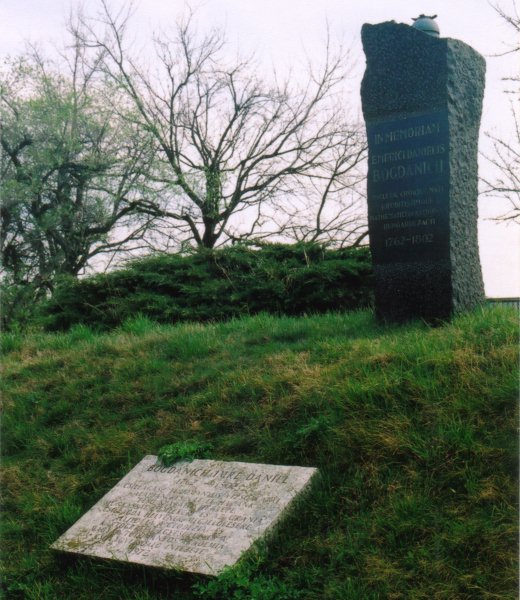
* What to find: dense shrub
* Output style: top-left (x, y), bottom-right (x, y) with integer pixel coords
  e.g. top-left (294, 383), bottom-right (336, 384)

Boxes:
top-left (0, 279), bottom-right (41, 332)
top-left (41, 243), bottom-right (373, 331)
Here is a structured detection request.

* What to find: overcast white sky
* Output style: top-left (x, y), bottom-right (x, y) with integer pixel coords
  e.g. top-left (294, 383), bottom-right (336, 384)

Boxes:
top-left (1, 0), bottom-right (519, 296)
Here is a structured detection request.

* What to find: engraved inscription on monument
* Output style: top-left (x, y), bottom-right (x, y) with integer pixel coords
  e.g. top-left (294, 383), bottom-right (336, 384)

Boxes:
top-left (51, 456), bottom-right (318, 575)
top-left (366, 110), bottom-right (450, 264)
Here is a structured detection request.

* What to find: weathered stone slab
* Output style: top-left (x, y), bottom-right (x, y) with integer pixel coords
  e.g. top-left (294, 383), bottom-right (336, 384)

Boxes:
top-left (51, 456), bottom-right (318, 575)
top-left (360, 21), bottom-right (485, 322)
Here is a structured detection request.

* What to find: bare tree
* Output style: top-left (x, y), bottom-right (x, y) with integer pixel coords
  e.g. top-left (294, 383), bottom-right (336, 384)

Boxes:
top-left (73, 3), bottom-right (367, 249)
top-left (481, 2), bottom-right (520, 222)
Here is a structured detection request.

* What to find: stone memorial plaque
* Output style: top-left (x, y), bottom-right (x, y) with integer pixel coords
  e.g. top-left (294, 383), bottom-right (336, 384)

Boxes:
top-left (366, 110), bottom-right (450, 265)
top-left (51, 456), bottom-right (318, 575)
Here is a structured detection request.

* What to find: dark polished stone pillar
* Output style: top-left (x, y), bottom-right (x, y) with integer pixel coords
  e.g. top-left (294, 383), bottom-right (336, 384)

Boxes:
top-left (361, 22), bottom-right (485, 322)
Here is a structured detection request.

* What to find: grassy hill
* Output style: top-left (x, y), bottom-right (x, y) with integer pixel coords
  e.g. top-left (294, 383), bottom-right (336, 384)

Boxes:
top-left (1, 308), bottom-right (518, 599)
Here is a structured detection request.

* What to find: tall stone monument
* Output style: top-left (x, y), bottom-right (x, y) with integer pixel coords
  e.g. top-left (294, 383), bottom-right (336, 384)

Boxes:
top-left (361, 17), bottom-right (485, 322)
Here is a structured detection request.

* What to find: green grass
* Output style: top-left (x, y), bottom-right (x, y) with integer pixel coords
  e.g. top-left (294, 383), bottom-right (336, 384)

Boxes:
top-left (1, 308), bottom-right (518, 599)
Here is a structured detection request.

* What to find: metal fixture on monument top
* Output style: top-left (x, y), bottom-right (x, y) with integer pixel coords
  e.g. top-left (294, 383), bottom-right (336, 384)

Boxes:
top-left (412, 14), bottom-right (440, 37)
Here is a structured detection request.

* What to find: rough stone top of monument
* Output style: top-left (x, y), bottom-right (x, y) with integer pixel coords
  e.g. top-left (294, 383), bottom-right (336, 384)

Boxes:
top-left (51, 456), bottom-right (319, 576)
top-left (361, 21), bottom-right (485, 119)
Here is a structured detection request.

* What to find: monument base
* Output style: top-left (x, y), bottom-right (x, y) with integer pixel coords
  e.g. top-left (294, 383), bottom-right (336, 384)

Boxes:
top-left (373, 262), bottom-right (452, 322)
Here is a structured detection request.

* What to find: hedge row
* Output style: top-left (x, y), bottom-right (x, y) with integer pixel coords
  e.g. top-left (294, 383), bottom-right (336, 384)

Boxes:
top-left (41, 243), bottom-right (374, 331)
